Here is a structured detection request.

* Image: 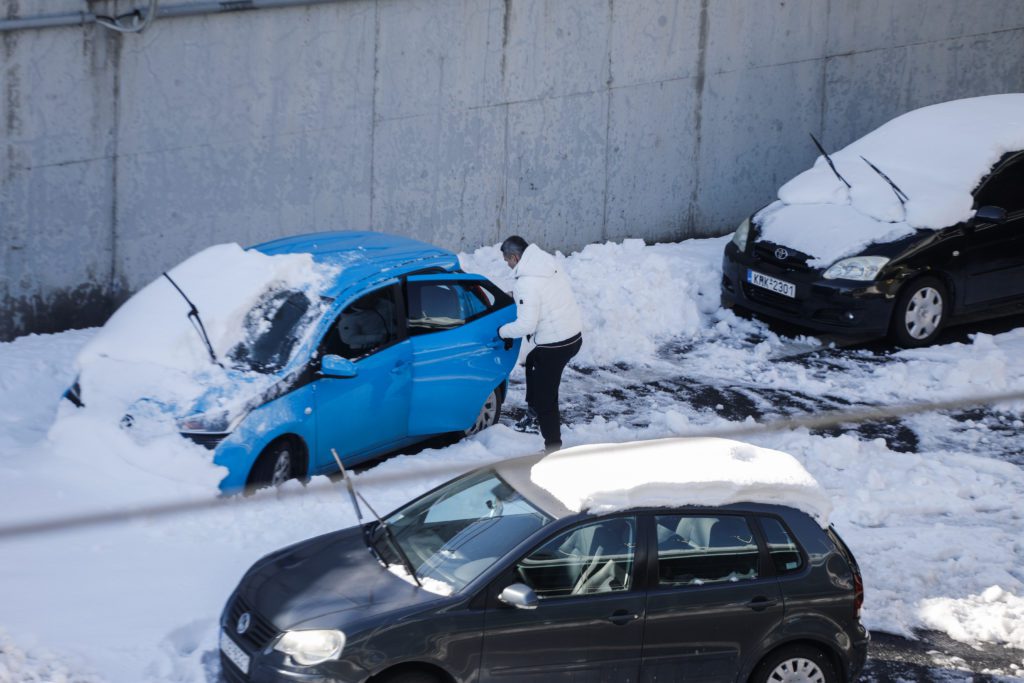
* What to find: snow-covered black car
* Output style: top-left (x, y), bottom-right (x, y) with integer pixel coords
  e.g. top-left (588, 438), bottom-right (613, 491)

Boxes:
top-left (722, 94), bottom-right (1024, 346)
top-left (219, 437), bottom-right (867, 683)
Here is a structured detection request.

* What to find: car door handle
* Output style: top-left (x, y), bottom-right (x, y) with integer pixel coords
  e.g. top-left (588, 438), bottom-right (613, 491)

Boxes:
top-left (746, 596), bottom-right (778, 611)
top-left (606, 610), bottom-right (639, 625)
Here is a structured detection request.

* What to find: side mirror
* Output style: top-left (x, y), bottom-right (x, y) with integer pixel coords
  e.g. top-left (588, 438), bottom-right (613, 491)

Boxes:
top-left (972, 205), bottom-right (1007, 225)
top-left (498, 583), bottom-right (539, 610)
top-left (321, 354), bottom-right (358, 378)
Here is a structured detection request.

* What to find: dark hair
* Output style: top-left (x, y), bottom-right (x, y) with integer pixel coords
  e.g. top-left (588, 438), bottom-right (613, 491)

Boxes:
top-left (500, 235), bottom-right (529, 258)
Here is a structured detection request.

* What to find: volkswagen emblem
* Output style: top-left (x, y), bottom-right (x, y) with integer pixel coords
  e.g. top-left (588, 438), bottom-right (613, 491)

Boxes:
top-left (236, 612), bottom-right (251, 635)
top-left (774, 247), bottom-right (789, 261)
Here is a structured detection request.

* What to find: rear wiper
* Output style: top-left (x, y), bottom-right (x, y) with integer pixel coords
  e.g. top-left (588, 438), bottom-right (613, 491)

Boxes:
top-left (163, 272), bottom-right (223, 368)
top-left (331, 449), bottom-right (422, 587)
top-left (810, 133), bottom-right (851, 189)
top-left (860, 155), bottom-right (909, 206)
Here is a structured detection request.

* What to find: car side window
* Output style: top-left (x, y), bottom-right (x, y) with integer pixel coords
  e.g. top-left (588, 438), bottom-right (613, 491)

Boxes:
top-left (975, 157), bottom-right (1024, 213)
top-left (407, 282), bottom-right (467, 334)
top-left (655, 514), bottom-right (759, 587)
top-left (759, 517), bottom-right (804, 574)
top-left (516, 517), bottom-right (636, 599)
top-left (323, 285), bottom-right (400, 360)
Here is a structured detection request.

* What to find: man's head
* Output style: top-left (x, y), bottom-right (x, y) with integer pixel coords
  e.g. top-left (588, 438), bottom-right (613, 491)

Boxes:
top-left (500, 236), bottom-right (529, 269)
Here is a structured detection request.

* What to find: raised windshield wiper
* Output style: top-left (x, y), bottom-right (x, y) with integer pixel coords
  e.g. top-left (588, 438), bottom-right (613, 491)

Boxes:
top-left (331, 449), bottom-right (422, 587)
top-left (809, 133), bottom-right (852, 189)
top-left (163, 272), bottom-right (223, 368)
top-left (860, 155), bottom-right (910, 206)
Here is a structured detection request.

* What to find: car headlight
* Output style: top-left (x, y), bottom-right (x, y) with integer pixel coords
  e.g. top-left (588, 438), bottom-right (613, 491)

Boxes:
top-left (731, 217), bottom-right (751, 251)
top-left (822, 256), bottom-right (890, 281)
top-left (177, 409), bottom-right (246, 434)
top-left (272, 629), bottom-right (346, 666)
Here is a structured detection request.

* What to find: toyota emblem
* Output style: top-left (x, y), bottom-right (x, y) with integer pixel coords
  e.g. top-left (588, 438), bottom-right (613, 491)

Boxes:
top-left (774, 247), bottom-right (789, 261)
top-left (236, 612), bottom-right (251, 635)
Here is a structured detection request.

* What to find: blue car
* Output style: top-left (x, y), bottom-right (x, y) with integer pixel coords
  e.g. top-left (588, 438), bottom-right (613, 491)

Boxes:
top-left (64, 232), bottom-right (520, 492)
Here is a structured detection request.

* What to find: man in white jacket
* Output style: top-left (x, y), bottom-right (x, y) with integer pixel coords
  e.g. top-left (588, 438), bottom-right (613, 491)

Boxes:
top-left (497, 236), bottom-right (583, 453)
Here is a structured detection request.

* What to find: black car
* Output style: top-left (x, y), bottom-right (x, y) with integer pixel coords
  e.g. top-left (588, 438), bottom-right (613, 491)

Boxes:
top-left (219, 440), bottom-right (867, 683)
top-left (722, 96), bottom-right (1024, 347)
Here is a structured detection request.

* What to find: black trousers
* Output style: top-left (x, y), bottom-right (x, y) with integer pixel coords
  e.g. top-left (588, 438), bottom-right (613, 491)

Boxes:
top-left (525, 333), bottom-right (582, 448)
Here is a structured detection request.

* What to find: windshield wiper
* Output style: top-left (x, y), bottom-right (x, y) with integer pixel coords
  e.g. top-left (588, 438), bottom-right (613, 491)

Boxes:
top-left (860, 155), bottom-right (909, 206)
top-left (810, 133), bottom-right (852, 189)
top-left (163, 272), bottom-right (223, 368)
top-left (331, 449), bottom-right (422, 587)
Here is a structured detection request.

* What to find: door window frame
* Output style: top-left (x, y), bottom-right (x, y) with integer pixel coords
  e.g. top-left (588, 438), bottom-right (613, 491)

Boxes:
top-left (403, 274), bottom-right (514, 336)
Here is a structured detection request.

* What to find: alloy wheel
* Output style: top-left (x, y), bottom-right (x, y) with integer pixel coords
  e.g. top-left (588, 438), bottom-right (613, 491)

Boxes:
top-left (270, 448), bottom-right (293, 487)
top-left (465, 391), bottom-right (499, 436)
top-left (904, 286), bottom-right (943, 340)
top-left (767, 656), bottom-right (827, 683)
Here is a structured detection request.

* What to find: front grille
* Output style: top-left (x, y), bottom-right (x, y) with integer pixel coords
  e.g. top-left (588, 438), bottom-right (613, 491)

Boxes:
top-left (753, 243), bottom-right (812, 272)
top-left (220, 652), bottom-right (248, 683)
top-left (227, 595), bottom-right (279, 651)
top-left (181, 432), bottom-right (229, 450)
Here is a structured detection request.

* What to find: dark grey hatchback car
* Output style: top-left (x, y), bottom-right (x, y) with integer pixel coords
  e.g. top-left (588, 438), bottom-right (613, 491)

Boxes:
top-left (220, 442), bottom-right (867, 683)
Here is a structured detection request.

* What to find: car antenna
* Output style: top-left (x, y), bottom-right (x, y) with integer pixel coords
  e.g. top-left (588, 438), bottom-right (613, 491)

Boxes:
top-left (860, 155), bottom-right (910, 205)
top-left (162, 272), bottom-right (224, 368)
top-left (330, 449), bottom-right (422, 587)
top-left (809, 133), bottom-right (852, 189)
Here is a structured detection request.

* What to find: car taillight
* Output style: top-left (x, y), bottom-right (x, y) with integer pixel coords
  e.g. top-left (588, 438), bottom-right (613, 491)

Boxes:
top-left (853, 570), bottom-right (864, 617)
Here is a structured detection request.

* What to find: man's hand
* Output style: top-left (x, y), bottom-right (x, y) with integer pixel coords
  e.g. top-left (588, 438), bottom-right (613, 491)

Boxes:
top-left (497, 327), bottom-right (514, 351)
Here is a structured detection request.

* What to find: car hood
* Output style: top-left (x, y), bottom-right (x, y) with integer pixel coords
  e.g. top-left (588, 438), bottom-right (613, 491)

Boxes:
top-left (241, 526), bottom-right (442, 631)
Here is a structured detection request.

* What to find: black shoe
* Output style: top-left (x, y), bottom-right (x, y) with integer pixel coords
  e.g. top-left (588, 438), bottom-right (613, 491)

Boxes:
top-left (514, 408), bottom-right (539, 434)
top-left (543, 441), bottom-right (562, 454)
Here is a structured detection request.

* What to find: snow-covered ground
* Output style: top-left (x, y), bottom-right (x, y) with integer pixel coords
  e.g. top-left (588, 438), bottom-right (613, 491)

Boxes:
top-left (1, 236), bottom-right (1023, 682)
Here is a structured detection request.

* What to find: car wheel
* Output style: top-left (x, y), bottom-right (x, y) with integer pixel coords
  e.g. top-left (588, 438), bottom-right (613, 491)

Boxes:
top-left (752, 644), bottom-right (838, 683)
top-left (247, 438), bottom-right (303, 491)
top-left (464, 388), bottom-right (502, 437)
top-left (377, 669), bottom-right (441, 683)
top-left (891, 276), bottom-right (947, 347)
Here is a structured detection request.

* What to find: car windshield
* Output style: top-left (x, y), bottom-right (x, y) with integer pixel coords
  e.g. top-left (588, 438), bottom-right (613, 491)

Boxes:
top-left (229, 289), bottom-right (324, 373)
top-left (379, 470), bottom-right (552, 593)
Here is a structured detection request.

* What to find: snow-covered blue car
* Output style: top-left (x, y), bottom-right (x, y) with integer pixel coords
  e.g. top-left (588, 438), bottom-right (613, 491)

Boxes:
top-left (63, 232), bottom-right (520, 492)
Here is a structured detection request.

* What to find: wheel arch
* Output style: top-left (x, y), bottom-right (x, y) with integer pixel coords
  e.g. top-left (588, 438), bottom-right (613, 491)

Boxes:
top-left (248, 433), bottom-right (310, 483)
top-left (365, 660), bottom-right (456, 683)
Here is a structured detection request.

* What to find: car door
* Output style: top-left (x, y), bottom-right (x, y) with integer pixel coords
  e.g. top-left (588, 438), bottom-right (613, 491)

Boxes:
top-left (479, 516), bottom-right (646, 682)
top-left (961, 154), bottom-right (1024, 307)
top-left (313, 282), bottom-right (412, 469)
top-left (404, 273), bottom-right (518, 435)
top-left (640, 513), bottom-right (783, 683)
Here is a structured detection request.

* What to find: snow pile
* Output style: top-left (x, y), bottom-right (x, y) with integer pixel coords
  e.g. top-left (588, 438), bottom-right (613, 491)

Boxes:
top-left (920, 587), bottom-right (1024, 648)
top-left (530, 437), bottom-right (832, 525)
top-left (0, 630), bottom-right (103, 683)
top-left (758, 94), bottom-right (1024, 265)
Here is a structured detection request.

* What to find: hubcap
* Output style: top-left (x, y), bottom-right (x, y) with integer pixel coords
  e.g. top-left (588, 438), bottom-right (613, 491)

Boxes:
top-left (904, 286), bottom-right (943, 340)
top-left (270, 449), bottom-right (292, 486)
top-left (466, 392), bottom-right (498, 436)
top-left (768, 656), bottom-right (826, 683)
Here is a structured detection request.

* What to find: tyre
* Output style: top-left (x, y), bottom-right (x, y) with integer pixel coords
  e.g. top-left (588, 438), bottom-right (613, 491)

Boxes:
top-left (464, 388), bottom-right (502, 437)
top-left (890, 276), bottom-right (947, 347)
top-left (751, 644), bottom-right (838, 683)
top-left (247, 437), bottom-right (304, 491)
top-left (378, 669), bottom-right (442, 683)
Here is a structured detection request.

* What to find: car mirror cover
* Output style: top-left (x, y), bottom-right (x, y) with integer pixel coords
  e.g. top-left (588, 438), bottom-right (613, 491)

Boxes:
top-left (498, 583), bottom-right (538, 610)
top-left (321, 354), bottom-right (359, 378)
top-left (973, 205), bottom-right (1007, 224)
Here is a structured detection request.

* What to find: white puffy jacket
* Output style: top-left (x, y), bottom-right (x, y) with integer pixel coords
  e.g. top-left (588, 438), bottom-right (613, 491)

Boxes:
top-left (498, 244), bottom-right (583, 345)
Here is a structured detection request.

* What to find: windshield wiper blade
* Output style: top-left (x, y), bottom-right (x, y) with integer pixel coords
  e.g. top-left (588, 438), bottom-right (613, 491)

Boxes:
top-left (860, 155), bottom-right (909, 205)
top-left (809, 133), bottom-right (852, 189)
top-left (163, 272), bottom-right (223, 368)
top-left (331, 449), bottom-right (422, 587)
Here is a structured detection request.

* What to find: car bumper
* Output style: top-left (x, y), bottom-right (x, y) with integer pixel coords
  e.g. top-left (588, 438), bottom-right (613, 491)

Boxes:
top-left (848, 626), bottom-right (870, 683)
top-left (721, 243), bottom-right (895, 338)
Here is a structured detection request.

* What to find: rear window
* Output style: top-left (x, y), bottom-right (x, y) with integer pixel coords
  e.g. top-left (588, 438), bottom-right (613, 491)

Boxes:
top-left (759, 517), bottom-right (804, 574)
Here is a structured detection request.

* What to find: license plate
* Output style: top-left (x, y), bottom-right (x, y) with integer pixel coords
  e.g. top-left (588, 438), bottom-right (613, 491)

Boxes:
top-left (220, 630), bottom-right (250, 675)
top-left (747, 270), bottom-right (796, 298)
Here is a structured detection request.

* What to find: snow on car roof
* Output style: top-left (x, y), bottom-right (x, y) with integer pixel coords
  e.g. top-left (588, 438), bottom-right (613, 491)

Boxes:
top-left (757, 94), bottom-right (1024, 266)
top-left (530, 437), bottom-right (832, 526)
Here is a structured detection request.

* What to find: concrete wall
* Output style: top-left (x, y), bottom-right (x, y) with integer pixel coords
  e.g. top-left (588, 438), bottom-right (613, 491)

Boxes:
top-left (3, 0), bottom-right (1024, 340)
